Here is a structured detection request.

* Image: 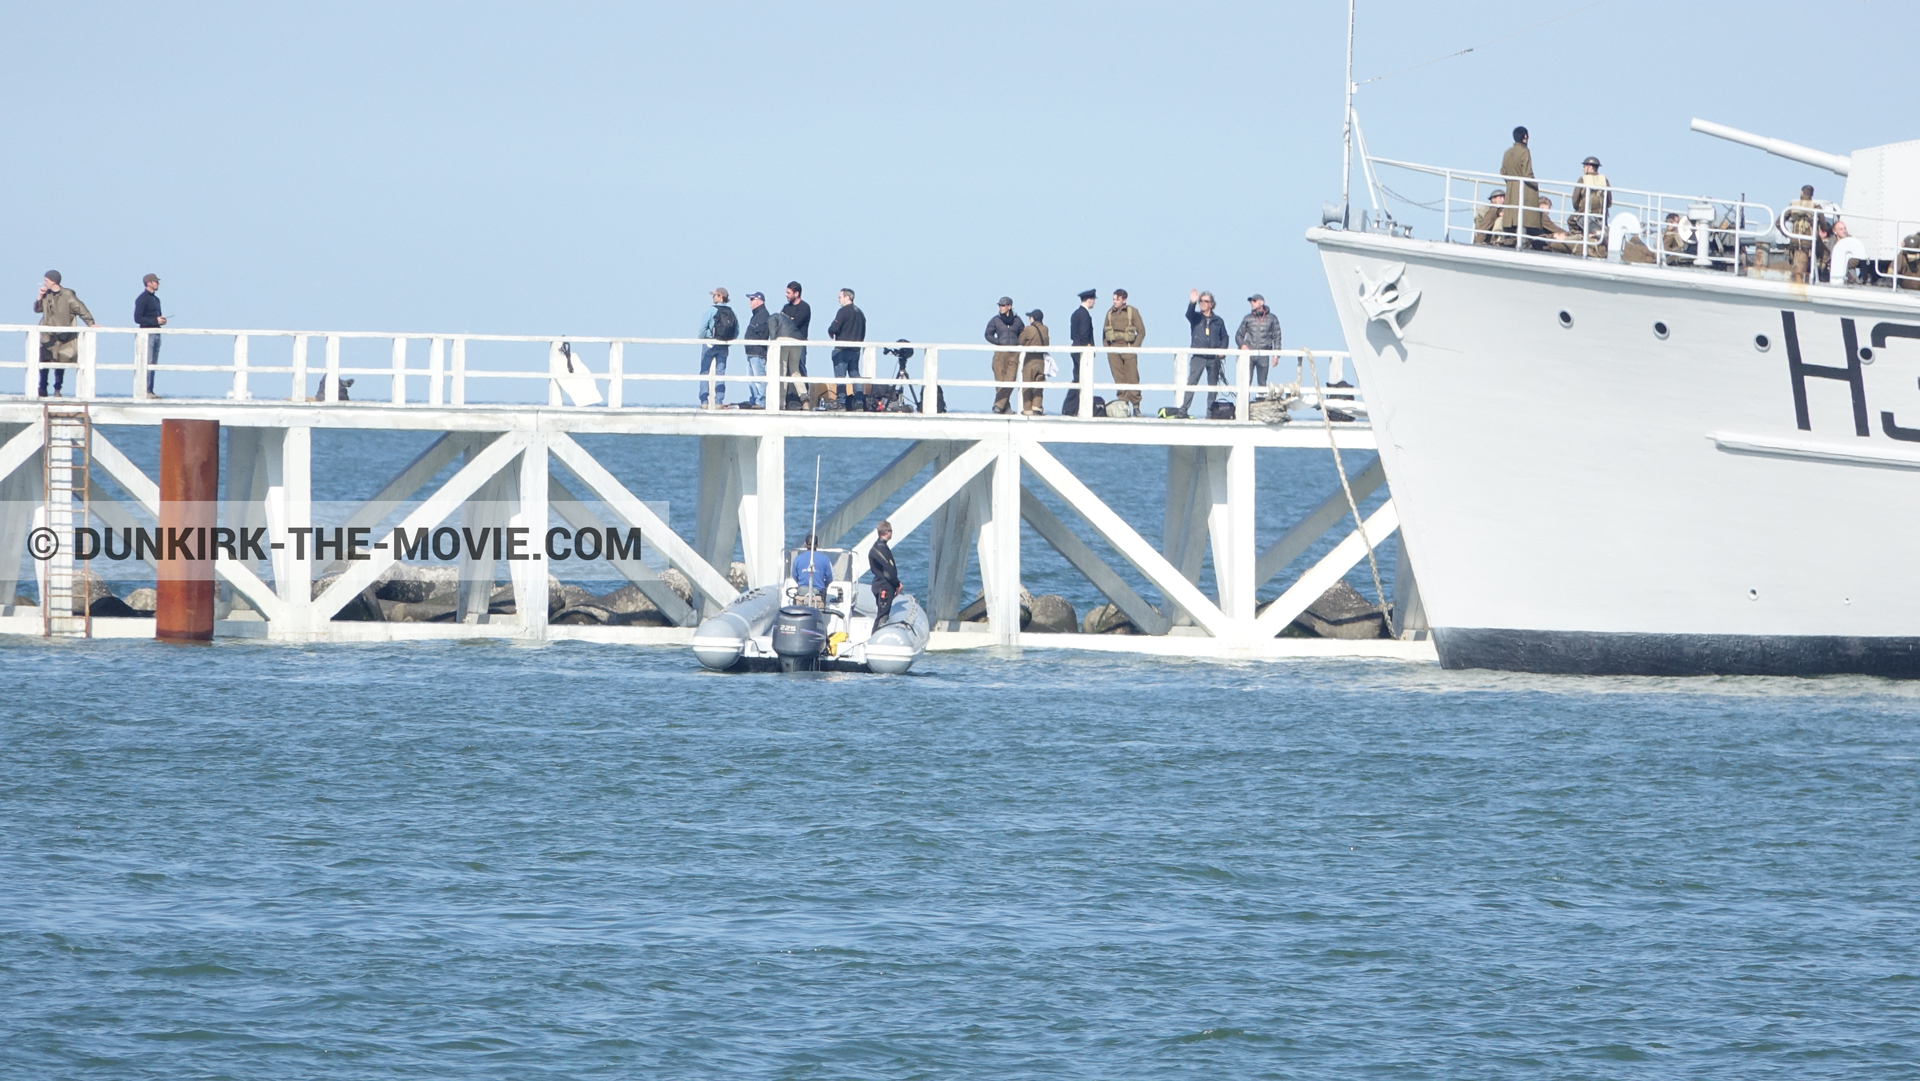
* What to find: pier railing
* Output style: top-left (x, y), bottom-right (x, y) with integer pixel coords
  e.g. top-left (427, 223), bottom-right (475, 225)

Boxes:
top-left (0, 324), bottom-right (1363, 421)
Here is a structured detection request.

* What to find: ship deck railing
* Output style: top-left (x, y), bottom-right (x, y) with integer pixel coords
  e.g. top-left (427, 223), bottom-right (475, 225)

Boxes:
top-left (0, 324), bottom-right (1365, 421)
top-left (1362, 157), bottom-right (1920, 294)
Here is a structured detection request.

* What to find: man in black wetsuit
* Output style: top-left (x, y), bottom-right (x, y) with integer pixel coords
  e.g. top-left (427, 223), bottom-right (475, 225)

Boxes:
top-left (868, 519), bottom-right (899, 626)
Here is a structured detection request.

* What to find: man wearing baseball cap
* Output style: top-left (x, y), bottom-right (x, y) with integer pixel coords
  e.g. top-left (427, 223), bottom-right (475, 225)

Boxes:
top-left (1235, 294), bottom-right (1282, 401)
top-left (740, 292), bottom-right (770, 409)
top-left (984, 296), bottom-right (1024, 414)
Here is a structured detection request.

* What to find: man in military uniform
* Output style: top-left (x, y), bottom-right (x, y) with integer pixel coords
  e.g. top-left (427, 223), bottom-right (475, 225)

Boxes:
top-left (1102, 289), bottom-right (1145, 412)
top-left (1473, 190), bottom-right (1514, 247)
top-left (1016, 309), bottom-right (1049, 416)
top-left (1785, 185), bottom-right (1819, 283)
top-left (33, 271), bottom-right (96, 398)
top-left (1535, 197), bottom-right (1575, 254)
top-left (1570, 156), bottom-right (1610, 258)
top-left (1898, 231), bottom-right (1920, 291)
top-left (1499, 126), bottom-right (1540, 235)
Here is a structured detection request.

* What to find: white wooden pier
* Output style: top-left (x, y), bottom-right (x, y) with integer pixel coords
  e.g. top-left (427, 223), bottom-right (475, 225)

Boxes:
top-left (0, 322), bottom-right (1433, 662)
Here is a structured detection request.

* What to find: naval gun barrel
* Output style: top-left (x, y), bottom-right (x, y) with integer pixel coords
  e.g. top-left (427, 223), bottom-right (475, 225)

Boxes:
top-left (1690, 118), bottom-right (1850, 176)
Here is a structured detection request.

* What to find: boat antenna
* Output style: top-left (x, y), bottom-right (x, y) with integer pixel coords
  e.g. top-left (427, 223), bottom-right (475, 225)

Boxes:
top-left (1341, 0), bottom-right (1355, 229)
top-left (809, 455), bottom-right (821, 554)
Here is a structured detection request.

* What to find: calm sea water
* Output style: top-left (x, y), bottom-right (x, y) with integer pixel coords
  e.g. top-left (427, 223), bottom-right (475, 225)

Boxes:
top-left (3, 641), bottom-right (1916, 1079)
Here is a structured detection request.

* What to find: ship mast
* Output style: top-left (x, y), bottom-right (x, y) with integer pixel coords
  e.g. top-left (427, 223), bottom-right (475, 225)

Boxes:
top-left (1341, 0), bottom-right (1355, 228)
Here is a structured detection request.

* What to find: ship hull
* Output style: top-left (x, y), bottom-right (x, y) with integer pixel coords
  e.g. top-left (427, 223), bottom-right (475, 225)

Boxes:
top-left (1310, 228), bottom-right (1920, 677)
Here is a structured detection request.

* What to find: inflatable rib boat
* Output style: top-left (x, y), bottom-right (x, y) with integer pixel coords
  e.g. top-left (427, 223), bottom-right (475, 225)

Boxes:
top-left (692, 547), bottom-right (931, 674)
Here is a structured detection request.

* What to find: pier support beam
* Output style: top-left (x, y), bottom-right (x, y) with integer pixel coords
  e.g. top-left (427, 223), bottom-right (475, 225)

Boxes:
top-left (984, 432), bottom-right (1022, 646)
top-left (156, 418), bottom-right (219, 642)
top-left (0, 422), bottom-right (43, 610)
top-left (1208, 445), bottom-right (1256, 626)
top-left (513, 434), bottom-right (549, 638)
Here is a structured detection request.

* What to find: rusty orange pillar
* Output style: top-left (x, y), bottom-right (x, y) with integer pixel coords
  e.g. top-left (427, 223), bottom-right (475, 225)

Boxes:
top-left (156, 419), bottom-right (219, 642)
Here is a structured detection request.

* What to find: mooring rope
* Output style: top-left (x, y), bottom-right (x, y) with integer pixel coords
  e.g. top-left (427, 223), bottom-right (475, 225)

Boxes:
top-left (1305, 348), bottom-right (1396, 638)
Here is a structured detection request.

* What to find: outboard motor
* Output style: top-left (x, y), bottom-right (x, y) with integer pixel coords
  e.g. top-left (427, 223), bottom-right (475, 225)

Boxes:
top-left (771, 605), bottom-right (826, 672)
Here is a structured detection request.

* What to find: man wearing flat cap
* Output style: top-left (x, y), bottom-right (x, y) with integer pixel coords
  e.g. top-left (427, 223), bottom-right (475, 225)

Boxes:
top-left (1570, 155), bottom-right (1611, 258)
top-left (33, 270), bottom-right (96, 398)
top-left (985, 296), bottom-right (1024, 414)
top-left (1063, 288), bottom-right (1097, 416)
top-left (1016, 308), bottom-right (1049, 415)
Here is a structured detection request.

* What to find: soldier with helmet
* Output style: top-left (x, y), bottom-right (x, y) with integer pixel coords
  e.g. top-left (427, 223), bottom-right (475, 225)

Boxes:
top-left (1570, 155), bottom-right (1611, 257)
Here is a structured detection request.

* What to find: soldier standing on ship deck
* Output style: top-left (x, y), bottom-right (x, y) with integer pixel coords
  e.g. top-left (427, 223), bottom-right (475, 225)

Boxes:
top-left (1500, 126), bottom-right (1541, 237)
top-left (1785, 185), bottom-right (1819, 283)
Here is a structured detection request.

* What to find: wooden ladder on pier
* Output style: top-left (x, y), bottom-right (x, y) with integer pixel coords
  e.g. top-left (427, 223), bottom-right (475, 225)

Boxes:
top-left (41, 403), bottom-right (94, 638)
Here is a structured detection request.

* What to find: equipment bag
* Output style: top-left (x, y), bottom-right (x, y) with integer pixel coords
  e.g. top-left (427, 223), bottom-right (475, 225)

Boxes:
top-left (1207, 400), bottom-right (1235, 420)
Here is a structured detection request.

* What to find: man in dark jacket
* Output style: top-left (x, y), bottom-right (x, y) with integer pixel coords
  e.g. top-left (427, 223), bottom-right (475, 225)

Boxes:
top-left (741, 291), bottom-right (770, 409)
top-left (868, 519), bottom-right (899, 626)
top-left (134, 273), bottom-right (166, 395)
top-left (781, 281), bottom-right (811, 377)
top-left (827, 288), bottom-right (867, 410)
top-left (1181, 289), bottom-right (1229, 414)
top-left (985, 296), bottom-right (1024, 414)
top-left (1234, 294), bottom-right (1281, 400)
top-left (1063, 288), bottom-right (1096, 416)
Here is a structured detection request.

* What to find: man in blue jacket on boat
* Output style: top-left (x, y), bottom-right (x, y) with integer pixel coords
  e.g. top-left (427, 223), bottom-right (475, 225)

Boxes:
top-left (792, 535), bottom-right (833, 598)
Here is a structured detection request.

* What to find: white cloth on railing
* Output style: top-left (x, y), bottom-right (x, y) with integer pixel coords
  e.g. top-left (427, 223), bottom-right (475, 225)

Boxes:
top-left (549, 341), bottom-right (603, 407)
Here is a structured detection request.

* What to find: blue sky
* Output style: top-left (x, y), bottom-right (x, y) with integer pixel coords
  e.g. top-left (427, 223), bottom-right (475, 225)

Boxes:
top-left (4, 0), bottom-right (1909, 352)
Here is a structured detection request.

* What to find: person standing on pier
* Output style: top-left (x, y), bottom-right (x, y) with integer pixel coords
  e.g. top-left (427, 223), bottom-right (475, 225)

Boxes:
top-left (741, 291), bottom-right (770, 409)
top-left (1102, 289), bottom-right (1144, 414)
top-left (1235, 294), bottom-right (1281, 401)
top-left (781, 282), bottom-right (812, 377)
top-left (33, 271), bottom-right (95, 398)
top-left (868, 519), bottom-right (899, 626)
top-left (699, 287), bottom-right (737, 409)
top-left (985, 297), bottom-right (1024, 414)
top-left (1017, 309), bottom-right (1049, 416)
top-left (828, 288), bottom-right (866, 411)
top-left (1181, 290), bottom-right (1229, 416)
top-left (1062, 288), bottom-right (1096, 416)
top-left (134, 273), bottom-right (166, 395)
